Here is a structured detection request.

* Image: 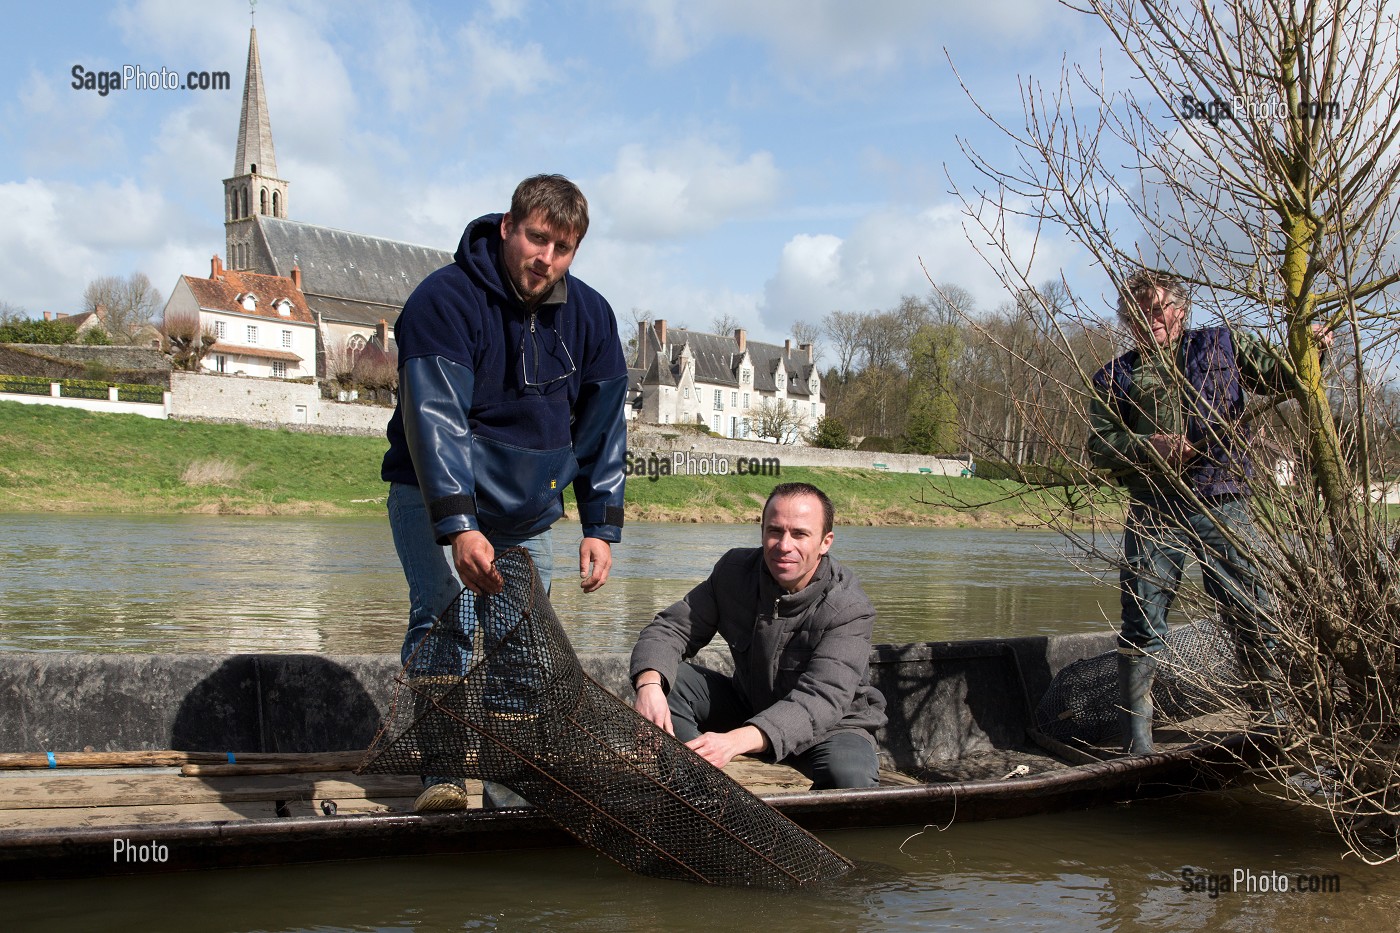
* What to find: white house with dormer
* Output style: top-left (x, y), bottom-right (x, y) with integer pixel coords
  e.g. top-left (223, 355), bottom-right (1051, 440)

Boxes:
top-left (630, 319), bottom-right (825, 443)
top-left (162, 256), bottom-right (318, 379)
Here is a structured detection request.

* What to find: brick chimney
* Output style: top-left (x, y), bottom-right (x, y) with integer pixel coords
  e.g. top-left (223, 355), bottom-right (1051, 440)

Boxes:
top-left (784, 339), bottom-right (791, 355)
top-left (654, 318), bottom-right (668, 347)
top-left (43, 311), bottom-right (54, 321)
top-left (290, 265), bottom-right (303, 291)
top-left (376, 318), bottom-right (389, 350)
top-left (799, 342), bottom-right (813, 362)
top-left (210, 254), bottom-right (224, 280)
top-left (734, 328), bottom-right (746, 353)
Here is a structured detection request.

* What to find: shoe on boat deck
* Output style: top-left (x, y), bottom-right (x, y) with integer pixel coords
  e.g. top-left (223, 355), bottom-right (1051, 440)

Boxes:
top-left (414, 782), bottom-right (470, 813)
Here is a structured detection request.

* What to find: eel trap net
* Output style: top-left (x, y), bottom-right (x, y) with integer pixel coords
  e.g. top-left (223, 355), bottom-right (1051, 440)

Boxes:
top-left (359, 547), bottom-right (851, 888)
top-left (1034, 618), bottom-right (1249, 746)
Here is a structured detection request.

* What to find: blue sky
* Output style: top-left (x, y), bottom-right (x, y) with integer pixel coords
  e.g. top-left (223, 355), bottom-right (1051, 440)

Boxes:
top-left (1, 1), bottom-right (1117, 346)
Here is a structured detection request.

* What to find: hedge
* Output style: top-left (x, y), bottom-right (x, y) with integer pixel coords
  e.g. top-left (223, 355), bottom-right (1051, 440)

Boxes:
top-left (0, 374), bottom-right (166, 403)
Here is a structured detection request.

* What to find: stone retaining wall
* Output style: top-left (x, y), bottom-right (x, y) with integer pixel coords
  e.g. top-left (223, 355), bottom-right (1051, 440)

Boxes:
top-left (17, 345), bottom-right (171, 372)
top-left (169, 372), bottom-right (390, 436)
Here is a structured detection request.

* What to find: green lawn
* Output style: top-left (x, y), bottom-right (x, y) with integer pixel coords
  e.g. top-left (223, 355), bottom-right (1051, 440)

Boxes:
top-left (0, 401), bottom-right (1090, 525)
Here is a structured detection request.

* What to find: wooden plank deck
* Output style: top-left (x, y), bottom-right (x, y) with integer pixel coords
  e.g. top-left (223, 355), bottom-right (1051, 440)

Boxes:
top-left (0, 756), bottom-right (920, 834)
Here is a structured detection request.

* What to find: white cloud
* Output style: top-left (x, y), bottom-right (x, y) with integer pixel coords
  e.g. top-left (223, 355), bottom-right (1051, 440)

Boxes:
top-left (623, 0), bottom-right (1081, 76)
top-left (623, 0), bottom-right (701, 64)
top-left (759, 201), bottom-right (1076, 336)
top-left (595, 141), bottom-right (780, 240)
top-left (0, 178), bottom-right (197, 314)
top-left (113, 0), bottom-right (247, 60)
top-left (455, 22), bottom-right (556, 100)
top-left (365, 1), bottom-right (442, 115)
top-left (567, 234), bottom-right (763, 344)
top-left (256, 17), bottom-right (357, 166)
top-left (483, 0), bottom-right (528, 22)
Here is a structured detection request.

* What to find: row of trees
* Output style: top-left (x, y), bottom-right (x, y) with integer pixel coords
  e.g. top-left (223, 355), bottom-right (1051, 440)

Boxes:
top-left (660, 287), bottom-right (1120, 458)
top-left (801, 284), bottom-right (1118, 460)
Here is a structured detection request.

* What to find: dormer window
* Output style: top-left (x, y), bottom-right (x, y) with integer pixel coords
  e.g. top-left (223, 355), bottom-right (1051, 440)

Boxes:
top-left (741, 368), bottom-right (751, 384)
top-left (239, 292), bottom-right (258, 312)
top-left (273, 298), bottom-right (293, 317)
top-left (775, 370), bottom-right (785, 388)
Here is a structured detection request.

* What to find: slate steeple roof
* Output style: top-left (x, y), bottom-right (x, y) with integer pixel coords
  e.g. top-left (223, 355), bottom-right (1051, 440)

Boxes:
top-left (233, 27), bottom-right (278, 179)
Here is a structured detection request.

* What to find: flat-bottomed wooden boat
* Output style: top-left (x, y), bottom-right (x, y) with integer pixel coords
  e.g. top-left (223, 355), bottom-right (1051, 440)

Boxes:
top-left (0, 630), bottom-right (1259, 880)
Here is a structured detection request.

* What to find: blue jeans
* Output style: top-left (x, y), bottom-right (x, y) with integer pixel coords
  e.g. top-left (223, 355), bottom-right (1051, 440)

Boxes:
top-left (387, 482), bottom-right (553, 808)
top-left (668, 662), bottom-right (880, 790)
top-left (1119, 495), bottom-right (1274, 656)
top-left (387, 482), bottom-right (553, 666)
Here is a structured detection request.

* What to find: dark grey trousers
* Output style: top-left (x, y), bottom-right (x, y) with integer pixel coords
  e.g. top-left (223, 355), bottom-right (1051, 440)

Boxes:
top-left (668, 662), bottom-right (879, 790)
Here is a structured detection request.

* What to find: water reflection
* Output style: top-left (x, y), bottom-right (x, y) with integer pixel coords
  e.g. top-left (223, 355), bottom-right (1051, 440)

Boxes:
top-left (0, 514), bottom-right (1122, 654)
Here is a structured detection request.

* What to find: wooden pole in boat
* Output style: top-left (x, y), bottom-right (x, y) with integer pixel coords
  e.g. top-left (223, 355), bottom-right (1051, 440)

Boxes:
top-left (0, 751), bottom-right (367, 771)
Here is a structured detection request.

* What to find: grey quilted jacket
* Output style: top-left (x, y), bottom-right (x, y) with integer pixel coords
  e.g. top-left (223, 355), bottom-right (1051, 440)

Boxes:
top-left (629, 548), bottom-right (886, 760)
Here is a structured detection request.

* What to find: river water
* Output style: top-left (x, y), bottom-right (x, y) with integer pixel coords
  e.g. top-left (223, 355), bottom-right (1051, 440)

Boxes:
top-left (0, 513), bottom-right (1121, 654)
top-left (0, 514), bottom-right (1393, 931)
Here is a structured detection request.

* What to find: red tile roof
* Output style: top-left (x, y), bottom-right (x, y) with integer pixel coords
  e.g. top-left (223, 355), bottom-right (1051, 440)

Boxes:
top-left (182, 268), bottom-right (315, 324)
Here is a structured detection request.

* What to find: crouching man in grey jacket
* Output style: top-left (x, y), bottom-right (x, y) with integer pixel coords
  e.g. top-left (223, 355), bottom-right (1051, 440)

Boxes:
top-left (630, 482), bottom-right (886, 789)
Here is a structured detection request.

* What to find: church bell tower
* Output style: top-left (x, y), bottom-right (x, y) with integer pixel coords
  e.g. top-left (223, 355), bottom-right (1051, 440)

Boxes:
top-left (223, 22), bottom-right (288, 272)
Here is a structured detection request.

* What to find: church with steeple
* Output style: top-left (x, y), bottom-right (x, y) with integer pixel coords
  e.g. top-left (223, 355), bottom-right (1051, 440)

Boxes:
top-left (202, 21), bottom-right (451, 376)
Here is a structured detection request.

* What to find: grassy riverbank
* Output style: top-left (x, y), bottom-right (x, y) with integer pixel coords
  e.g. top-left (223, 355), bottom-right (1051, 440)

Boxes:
top-left (0, 401), bottom-right (1092, 526)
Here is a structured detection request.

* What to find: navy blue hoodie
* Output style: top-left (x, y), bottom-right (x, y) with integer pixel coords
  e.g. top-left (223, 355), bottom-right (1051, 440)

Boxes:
top-left (381, 213), bottom-right (627, 543)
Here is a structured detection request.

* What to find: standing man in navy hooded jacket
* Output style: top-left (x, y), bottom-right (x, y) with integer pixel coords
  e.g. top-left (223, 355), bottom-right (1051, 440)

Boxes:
top-left (381, 174), bottom-right (627, 810)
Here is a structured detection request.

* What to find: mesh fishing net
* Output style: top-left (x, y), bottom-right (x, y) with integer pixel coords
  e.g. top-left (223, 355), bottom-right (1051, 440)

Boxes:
top-left (358, 547), bottom-right (852, 888)
top-left (1033, 618), bottom-right (1249, 746)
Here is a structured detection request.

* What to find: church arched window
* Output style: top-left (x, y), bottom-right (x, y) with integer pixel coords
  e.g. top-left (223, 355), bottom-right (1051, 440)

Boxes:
top-left (346, 333), bottom-right (367, 363)
top-left (260, 188), bottom-right (268, 215)
top-left (272, 191), bottom-right (280, 217)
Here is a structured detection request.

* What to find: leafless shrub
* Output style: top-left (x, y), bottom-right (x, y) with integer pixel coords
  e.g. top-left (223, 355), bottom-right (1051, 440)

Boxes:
top-left (160, 309), bottom-right (217, 372)
top-left (351, 343), bottom-right (398, 404)
top-left (746, 398), bottom-right (809, 444)
top-left (323, 337), bottom-right (360, 390)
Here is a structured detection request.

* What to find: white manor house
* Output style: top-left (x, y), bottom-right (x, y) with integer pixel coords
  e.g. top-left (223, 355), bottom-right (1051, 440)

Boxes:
top-left (630, 319), bottom-right (825, 443)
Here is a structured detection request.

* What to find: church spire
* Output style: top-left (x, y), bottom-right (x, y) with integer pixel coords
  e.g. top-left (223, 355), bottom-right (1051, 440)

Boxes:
top-left (233, 26), bottom-right (278, 179)
top-left (223, 20), bottom-right (288, 271)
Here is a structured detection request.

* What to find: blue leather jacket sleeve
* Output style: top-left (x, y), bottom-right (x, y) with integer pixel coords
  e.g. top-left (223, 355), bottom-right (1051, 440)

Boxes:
top-left (570, 373), bottom-right (628, 542)
top-left (399, 355), bottom-right (480, 543)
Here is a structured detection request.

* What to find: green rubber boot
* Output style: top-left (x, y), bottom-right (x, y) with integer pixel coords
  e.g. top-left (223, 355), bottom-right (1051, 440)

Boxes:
top-left (1118, 652), bottom-right (1158, 755)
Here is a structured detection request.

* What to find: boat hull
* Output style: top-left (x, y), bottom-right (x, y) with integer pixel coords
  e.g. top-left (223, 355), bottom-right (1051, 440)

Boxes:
top-left (0, 630), bottom-right (1261, 880)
